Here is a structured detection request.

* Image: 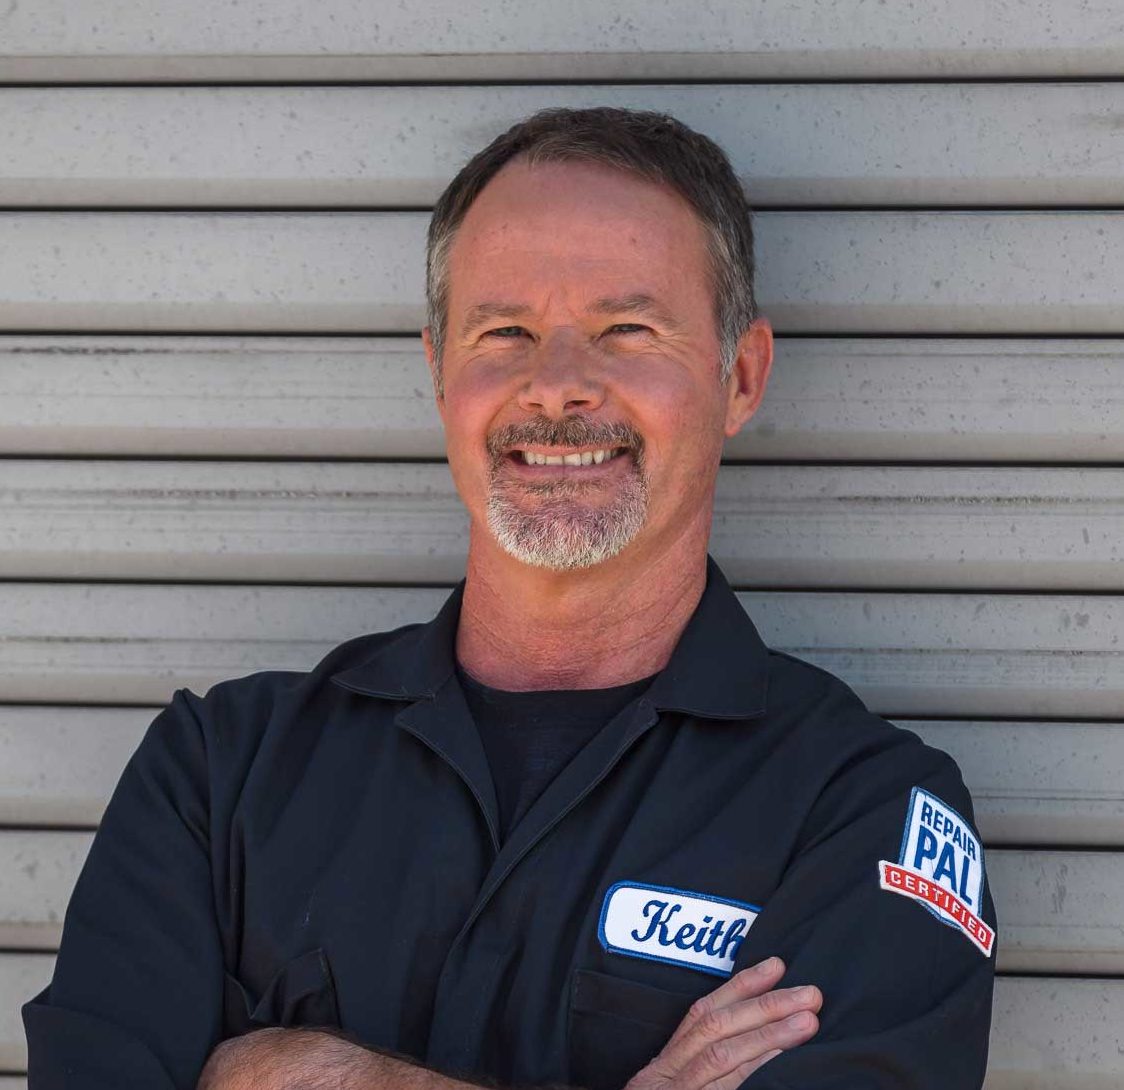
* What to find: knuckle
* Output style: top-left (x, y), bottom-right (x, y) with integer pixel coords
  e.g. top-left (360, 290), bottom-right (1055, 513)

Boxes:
top-left (758, 1018), bottom-right (790, 1046)
top-left (730, 968), bottom-right (765, 1000)
top-left (686, 995), bottom-right (713, 1024)
top-left (697, 1006), bottom-right (732, 1041)
top-left (757, 988), bottom-right (789, 1017)
top-left (701, 1040), bottom-right (733, 1073)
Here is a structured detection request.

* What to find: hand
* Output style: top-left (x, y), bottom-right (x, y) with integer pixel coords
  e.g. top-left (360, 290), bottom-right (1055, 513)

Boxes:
top-left (624, 957), bottom-right (821, 1090)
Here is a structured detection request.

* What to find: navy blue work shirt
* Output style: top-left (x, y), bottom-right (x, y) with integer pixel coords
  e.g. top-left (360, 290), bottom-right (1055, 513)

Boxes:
top-left (24, 558), bottom-right (997, 1089)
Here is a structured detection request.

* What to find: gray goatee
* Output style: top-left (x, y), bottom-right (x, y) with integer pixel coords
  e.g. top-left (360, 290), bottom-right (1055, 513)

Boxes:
top-left (485, 416), bottom-right (648, 571)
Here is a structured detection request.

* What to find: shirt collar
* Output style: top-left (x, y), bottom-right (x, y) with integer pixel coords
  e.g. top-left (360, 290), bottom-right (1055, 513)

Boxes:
top-left (331, 556), bottom-right (769, 720)
top-left (331, 581), bottom-right (462, 701)
top-left (642, 556), bottom-right (770, 719)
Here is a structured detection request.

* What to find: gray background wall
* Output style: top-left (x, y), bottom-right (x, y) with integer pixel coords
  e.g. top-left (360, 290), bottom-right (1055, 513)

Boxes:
top-left (1, 2), bottom-right (1123, 1085)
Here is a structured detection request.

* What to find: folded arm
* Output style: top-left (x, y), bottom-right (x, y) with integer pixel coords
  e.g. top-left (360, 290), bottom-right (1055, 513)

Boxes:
top-left (726, 742), bottom-right (998, 1089)
top-left (197, 1028), bottom-right (486, 1090)
top-left (196, 958), bottom-right (822, 1090)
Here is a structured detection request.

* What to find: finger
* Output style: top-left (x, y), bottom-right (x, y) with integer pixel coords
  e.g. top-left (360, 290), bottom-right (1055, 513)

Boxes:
top-left (668, 957), bottom-right (786, 1044)
top-left (663, 982), bottom-right (823, 1067)
top-left (683, 1009), bottom-right (819, 1090)
top-left (718, 983), bottom-right (823, 1039)
top-left (706, 957), bottom-right (787, 1010)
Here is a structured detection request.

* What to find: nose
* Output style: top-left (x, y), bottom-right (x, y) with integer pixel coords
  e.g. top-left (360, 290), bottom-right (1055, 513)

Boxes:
top-left (516, 332), bottom-right (607, 418)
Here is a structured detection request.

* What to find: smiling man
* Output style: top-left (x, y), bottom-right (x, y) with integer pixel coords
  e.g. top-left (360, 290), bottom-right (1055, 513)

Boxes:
top-left (24, 108), bottom-right (996, 1090)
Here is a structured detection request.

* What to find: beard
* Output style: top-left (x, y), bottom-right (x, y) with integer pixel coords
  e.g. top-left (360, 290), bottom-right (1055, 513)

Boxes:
top-left (484, 415), bottom-right (649, 571)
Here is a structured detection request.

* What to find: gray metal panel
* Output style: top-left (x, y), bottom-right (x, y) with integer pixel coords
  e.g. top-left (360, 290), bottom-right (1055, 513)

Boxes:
top-left (0, 584), bottom-right (1120, 717)
top-left (759, 212), bottom-right (1124, 334)
top-left (989, 852), bottom-right (1124, 974)
top-left (747, 591), bottom-right (1124, 718)
top-left (7, 213), bottom-right (1124, 333)
top-left (4, 337), bottom-right (1123, 463)
top-left (0, 833), bottom-right (91, 950)
top-left (908, 722), bottom-right (1124, 848)
top-left (986, 978), bottom-right (1124, 1089)
top-left (0, 954), bottom-right (50, 1070)
top-left (4, 834), bottom-right (1118, 973)
top-left (6, 707), bottom-right (1122, 844)
top-left (2, 460), bottom-right (1121, 590)
top-left (0, 583), bottom-right (446, 707)
top-left (4, 84), bottom-right (1124, 207)
top-left (0, 707), bottom-right (152, 827)
top-left (0, 957), bottom-right (1119, 1083)
top-left (0, 336), bottom-right (442, 458)
top-left (2, 0), bottom-right (1123, 80)
top-left (0, 213), bottom-right (421, 334)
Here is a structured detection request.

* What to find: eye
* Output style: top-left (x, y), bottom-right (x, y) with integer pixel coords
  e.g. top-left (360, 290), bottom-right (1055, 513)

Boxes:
top-left (482, 325), bottom-right (528, 339)
top-left (605, 323), bottom-right (651, 336)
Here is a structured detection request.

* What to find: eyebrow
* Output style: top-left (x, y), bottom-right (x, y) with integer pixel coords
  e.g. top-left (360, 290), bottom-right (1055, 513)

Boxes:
top-left (460, 293), bottom-right (682, 340)
top-left (589, 293), bottom-right (683, 331)
top-left (460, 302), bottom-right (534, 340)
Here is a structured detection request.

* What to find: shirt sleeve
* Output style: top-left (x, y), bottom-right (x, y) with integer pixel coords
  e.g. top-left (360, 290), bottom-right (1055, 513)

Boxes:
top-left (734, 734), bottom-right (997, 1090)
top-left (22, 690), bottom-right (225, 1090)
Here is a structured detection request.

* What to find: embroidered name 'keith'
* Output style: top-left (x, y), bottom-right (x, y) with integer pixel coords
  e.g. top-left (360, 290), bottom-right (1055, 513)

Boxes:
top-left (598, 882), bottom-right (761, 977)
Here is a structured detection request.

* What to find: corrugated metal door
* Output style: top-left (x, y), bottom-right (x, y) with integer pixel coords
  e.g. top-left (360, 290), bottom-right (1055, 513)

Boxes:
top-left (1, 3), bottom-right (1123, 1084)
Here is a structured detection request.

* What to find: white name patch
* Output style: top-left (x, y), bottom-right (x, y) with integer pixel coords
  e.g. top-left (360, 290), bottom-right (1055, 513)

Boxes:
top-left (879, 786), bottom-right (994, 957)
top-left (598, 881), bottom-right (761, 977)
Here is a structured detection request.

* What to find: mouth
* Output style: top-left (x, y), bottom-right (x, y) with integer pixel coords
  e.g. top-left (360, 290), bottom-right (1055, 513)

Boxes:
top-left (508, 445), bottom-right (630, 468)
top-left (487, 417), bottom-right (644, 484)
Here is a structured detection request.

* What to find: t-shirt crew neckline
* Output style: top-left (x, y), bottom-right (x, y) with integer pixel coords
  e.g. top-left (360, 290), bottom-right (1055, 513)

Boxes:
top-left (456, 665), bottom-right (659, 843)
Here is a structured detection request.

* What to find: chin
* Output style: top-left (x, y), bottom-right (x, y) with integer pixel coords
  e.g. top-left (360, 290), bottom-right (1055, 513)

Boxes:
top-left (487, 503), bottom-right (645, 572)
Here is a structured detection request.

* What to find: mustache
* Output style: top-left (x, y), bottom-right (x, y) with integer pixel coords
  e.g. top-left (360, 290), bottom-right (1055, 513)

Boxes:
top-left (487, 415), bottom-right (644, 461)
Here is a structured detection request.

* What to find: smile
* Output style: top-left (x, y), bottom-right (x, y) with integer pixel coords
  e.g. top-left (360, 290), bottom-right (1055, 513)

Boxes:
top-left (516, 447), bottom-right (627, 467)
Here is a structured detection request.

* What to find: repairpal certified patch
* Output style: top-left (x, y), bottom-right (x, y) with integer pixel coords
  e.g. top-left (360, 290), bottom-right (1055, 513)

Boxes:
top-left (879, 787), bottom-right (995, 957)
top-left (598, 881), bottom-right (761, 977)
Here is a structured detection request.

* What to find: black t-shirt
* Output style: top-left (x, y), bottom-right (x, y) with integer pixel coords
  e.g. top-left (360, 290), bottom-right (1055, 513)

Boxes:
top-left (458, 666), bottom-right (657, 841)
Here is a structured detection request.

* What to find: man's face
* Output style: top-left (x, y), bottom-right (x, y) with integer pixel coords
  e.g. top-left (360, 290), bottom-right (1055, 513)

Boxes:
top-left (426, 157), bottom-right (769, 573)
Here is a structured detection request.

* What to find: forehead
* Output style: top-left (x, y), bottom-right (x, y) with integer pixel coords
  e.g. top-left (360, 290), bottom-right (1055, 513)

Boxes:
top-left (445, 158), bottom-right (713, 308)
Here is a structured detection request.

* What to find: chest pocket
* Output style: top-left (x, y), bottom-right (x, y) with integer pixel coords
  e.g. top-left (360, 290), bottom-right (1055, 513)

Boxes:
top-left (568, 969), bottom-right (696, 1090)
top-left (223, 947), bottom-right (341, 1037)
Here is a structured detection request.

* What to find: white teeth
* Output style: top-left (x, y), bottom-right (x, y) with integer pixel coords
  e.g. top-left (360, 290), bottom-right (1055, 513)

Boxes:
top-left (518, 447), bottom-right (624, 466)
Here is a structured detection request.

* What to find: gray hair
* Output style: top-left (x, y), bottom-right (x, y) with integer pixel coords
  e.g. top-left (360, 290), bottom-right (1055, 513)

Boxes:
top-left (425, 107), bottom-right (757, 394)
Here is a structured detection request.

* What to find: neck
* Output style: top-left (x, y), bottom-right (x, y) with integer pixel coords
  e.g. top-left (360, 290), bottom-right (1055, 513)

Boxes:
top-left (456, 532), bottom-right (708, 691)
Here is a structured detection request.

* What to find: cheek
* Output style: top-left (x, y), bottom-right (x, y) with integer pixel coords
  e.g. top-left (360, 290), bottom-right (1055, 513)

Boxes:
top-left (442, 414), bottom-right (489, 493)
top-left (618, 371), bottom-right (725, 468)
top-left (439, 368), bottom-right (514, 494)
top-left (444, 352), bottom-right (520, 423)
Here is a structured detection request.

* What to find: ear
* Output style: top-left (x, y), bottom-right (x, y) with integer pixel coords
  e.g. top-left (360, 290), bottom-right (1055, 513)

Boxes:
top-left (724, 318), bottom-right (773, 437)
top-left (421, 327), bottom-right (447, 421)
